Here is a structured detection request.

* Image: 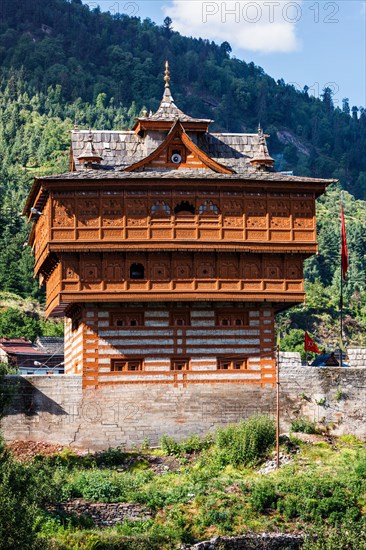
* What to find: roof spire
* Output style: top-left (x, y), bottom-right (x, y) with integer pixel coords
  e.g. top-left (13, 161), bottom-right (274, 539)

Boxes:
top-left (77, 130), bottom-right (103, 167)
top-left (164, 60), bottom-right (170, 88)
top-left (250, 126), bottom-right (274, 171)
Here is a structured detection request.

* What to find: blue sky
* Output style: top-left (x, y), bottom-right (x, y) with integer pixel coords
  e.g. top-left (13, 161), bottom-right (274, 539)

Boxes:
top-left (86, 0), bottom-right (366, 108)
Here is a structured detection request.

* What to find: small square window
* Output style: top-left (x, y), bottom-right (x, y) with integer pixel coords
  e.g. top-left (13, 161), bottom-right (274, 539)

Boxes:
top-left (111, 359), bottom-right (143, 372)
top-left (218, 358), bottom-right (247, 370)
top-left (171, 358), bottom-right (190, 371)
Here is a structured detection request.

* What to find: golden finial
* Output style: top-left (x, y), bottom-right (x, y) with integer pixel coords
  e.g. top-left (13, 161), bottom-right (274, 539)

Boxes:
top-left (164, 60), bottom-right (170, 88)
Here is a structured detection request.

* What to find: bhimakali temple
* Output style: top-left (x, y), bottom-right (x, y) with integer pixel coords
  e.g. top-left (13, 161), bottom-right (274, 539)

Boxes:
top-left (24, 62), bottom-right (334, 391)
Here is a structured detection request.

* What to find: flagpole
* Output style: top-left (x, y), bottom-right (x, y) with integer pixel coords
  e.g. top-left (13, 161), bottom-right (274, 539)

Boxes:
top-left (276, 340), bottom-right (280, 469)
top-left (340, 191), bottom-right (344, 367)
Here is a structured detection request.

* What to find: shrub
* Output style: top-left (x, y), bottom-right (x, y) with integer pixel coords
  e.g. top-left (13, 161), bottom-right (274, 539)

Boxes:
top-left (249, 480), bottom-right (278, 512)
top-left (159, 435), bottom-right (181, 456)
top-left (303, 519), bottom-right (366, 549)
top-left (95, 447), bottom-right (127, 467)
top-left (160, 434), bottom-right (212, 457)
top-left (291, 417), bottom-right (318, 434)
top-left (213, 414), bottom-right (276, 467)
top-left (354, 453), bottom-right (366, 479)
top-left (63, 469), bottom-right (154, 502)
top-left (0, 437), bottom-right (56, 549)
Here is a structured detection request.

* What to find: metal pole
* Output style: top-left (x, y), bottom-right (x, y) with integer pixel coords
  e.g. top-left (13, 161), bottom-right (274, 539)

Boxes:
top-left (340, 262), bottom-right (343, 367)
top-left (340, 192), bottom-right (344, 368)
top-left (276, 342), bottom-right (280, 468)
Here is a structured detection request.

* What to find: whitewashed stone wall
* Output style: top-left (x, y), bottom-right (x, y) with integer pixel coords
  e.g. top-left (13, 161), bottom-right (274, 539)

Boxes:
top-left (279, 352), bottom-right (302, 368)
top-left (347, 348), bottom-right (366, 368)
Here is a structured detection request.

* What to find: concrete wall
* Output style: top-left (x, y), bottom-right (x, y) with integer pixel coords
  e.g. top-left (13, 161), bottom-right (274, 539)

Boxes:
top-left (1, 366), bottom-right (366, 450)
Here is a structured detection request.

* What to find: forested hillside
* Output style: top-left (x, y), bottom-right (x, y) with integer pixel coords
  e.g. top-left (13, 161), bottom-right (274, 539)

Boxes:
top-left (0, 0), bottom-right (365, 348)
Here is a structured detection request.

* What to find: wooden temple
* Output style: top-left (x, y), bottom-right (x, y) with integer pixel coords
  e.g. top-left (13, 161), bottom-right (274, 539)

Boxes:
top-left (24, 62), bottom-right (334, 389)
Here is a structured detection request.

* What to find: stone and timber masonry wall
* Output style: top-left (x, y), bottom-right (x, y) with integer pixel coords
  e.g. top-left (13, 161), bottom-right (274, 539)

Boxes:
top-left (1, 365), bottom-right (366, 450)
top-left (64, 303), bottom-right (276, 388)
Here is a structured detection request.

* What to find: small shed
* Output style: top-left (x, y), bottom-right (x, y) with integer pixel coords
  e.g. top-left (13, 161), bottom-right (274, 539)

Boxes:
top-left (0, 338), bottom-right (64, 374)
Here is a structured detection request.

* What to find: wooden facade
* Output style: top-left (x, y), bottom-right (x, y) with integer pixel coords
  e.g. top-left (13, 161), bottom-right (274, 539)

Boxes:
top-left (25, 63), bottom-right (334, 388)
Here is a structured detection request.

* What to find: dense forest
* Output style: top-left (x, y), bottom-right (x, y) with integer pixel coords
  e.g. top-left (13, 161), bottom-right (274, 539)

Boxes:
top-left (0, 0), bottom-right (365, 349)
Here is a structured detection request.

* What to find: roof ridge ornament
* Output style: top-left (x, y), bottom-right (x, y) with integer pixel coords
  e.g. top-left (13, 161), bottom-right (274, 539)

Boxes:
top-left (164, 60), bottom-right (170, 88)
top-left (250, 125), bottom-right (274, 171)
top-left (77, 130), bottom-right (103, 168)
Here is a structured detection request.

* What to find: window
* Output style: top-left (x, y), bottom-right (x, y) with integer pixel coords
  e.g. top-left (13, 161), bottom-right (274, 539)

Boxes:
top-left (218, 358), bottom-right (247, 370)
top-left (199, 201), bottom-right (219, 215)
top-left (112, 312), bottom-right (144, 327)
top-left (151, 201), bottom-right (171, 217)
top-left (171, 358), bottom-right (190, 371)
top-left (111, 359), bottom-right (143, 372)
top-left (130, 263), bottom-right (145, 279)
top-left (168, 146), bottom-right (185, 164)
top-left (171, 311), bottom-right (191, 327)
top-left (217, 311), bottom-right (248, 326)
top-left (174, 201), bottom-right (195, 215)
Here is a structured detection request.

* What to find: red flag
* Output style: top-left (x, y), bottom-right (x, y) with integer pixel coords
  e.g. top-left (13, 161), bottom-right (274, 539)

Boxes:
top-left (304, 332), bottom-right (321, 354)
top-left (341, 202), bottom-right (348, 281)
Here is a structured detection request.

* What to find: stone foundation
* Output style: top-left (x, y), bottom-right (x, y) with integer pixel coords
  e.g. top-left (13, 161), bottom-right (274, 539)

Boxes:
top-left (1, 366), bottom-right (366, 450)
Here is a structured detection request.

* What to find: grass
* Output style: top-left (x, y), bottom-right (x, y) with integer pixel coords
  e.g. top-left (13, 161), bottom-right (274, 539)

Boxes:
top-left (7, 416), bottom-right (366, 549)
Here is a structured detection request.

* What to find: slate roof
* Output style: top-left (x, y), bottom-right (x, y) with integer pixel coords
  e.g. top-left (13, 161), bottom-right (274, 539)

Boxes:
top-left (71, 129), bottom-right (270, 174)
top-left (64, 64), bottom-right (337, 186)
top-left (41, 167), bottom-right (334, 183)
top-left (34, 337), bottom-right (64, 354)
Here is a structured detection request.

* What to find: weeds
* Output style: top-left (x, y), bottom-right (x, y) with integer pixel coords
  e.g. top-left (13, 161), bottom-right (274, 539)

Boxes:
top-left (291, 417), bottom-right (318, 434)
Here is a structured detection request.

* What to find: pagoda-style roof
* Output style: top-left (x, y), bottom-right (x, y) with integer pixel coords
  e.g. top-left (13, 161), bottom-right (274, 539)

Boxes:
top-left (26, 58), bottom-right (337, 216)
top-left (70, 129), bottom-right (273, 173)
top-left (69, 62), bottom-right (277, 175)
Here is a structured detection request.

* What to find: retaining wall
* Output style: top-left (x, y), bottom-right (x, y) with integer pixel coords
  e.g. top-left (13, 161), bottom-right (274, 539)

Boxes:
top-left (1, 365), bottom-right (366, 450)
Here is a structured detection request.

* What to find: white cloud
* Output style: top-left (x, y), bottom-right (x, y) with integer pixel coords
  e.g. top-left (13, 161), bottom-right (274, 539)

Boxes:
top-left (164, 1), bottom-right (302, 53)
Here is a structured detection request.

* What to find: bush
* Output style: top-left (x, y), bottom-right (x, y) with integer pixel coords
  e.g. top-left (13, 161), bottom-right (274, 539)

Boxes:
top-left (213, 414), bottom-right (276, 467)
top-left (354, 453), bottom-right (366, 479)
top-left (63, 469), bottom-right (154, 502)
top-left (0, 437), bottom-right (56, 549)
top-left (249, 480), bottom-right (278, 512)
top-left (291, 417), bottom-right (318, 434)
top-left (303, 519), bottom-right (366, 549)
top-left (160, 434), bottom-right (212, 457)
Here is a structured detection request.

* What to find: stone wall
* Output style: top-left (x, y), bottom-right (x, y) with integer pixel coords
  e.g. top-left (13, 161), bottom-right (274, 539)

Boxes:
top-left (347, 348), bottom-right (366, 367)
top-left (1, 366), bottom-right (366, 450)
top-left (279, 352), bottom-right (301, 368)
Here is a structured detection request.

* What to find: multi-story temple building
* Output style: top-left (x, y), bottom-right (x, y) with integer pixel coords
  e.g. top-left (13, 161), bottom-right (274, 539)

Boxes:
top-left (25, 63), bottom-right (333, 390)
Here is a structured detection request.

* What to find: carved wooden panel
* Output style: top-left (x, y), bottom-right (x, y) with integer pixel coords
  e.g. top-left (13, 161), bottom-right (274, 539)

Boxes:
top-left (286, 259), bottom-right (302, 279)
top-left (264, 259), bottom-right (283, 279)
top-left (77, 199), bottom-right (99, 227)
top-left (194, 254), bottom-right (214, 278)
top-left (151, 260), bottom-right (170, 280)
top-left (220, 256), bottom-right (239, 279)
top-left (53, 198), bottom-right (74, 227)
top-left (81, 255), bottom-right (101, 281)
top-left (293, 199), bottom-right (314, 228)
top-left (101, 198), bottom-right (123, 227)
top-left (269, 199), bottom-right (290, 229)
top-left (126, 198), bottom-right (147, 226)
top-left (245, 197), bottom-right (267, 228)
top-left (243, 258), bottom-right (261, 279)
top-left (221, 198), bottom-right (243, 216)
top-left (103, 257), bottom-right (124, 281)
top-left (63, 254), bottom-right (79, 280)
